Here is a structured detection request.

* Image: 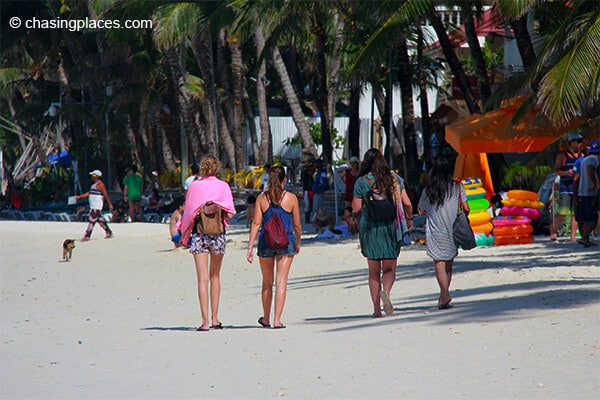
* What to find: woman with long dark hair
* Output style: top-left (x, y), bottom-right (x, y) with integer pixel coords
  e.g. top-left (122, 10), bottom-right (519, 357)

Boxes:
top-left (247, 166), bottom-right (302, 329)
top-left (417, 156), bottom-right (470, 309)
top-left (352, 149), bottom-right (402, 317)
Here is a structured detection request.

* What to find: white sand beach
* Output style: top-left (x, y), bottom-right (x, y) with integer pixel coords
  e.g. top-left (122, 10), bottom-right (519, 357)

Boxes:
top-left (1, 220), bottom-right (599, 399)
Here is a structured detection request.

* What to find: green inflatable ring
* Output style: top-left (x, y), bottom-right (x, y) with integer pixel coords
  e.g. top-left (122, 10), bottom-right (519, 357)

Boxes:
top-left (468, 197), bottom-right (490, 213)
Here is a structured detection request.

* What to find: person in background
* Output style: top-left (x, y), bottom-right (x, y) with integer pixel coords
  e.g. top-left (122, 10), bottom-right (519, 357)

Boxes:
top-left (148, 188), bottom-right (160, 206)
top-left (184, 163), bottom-right (200, 196)
top-left (110, 201), bottom-right (127, 223)
top-left (392, 171), bottom-right (414, 232)
top-left (260, 164), bottom-right (271, 191)
top-left (352, 149), bottom-right (402, 317)
top-left (169, 196), bottom-right (186, 248)
top-left (551, 132), bottom-right (584, 242)
top-left (123, 165), bottom-right (145, 222)
top-left (339, 156), bottom-right (360, 207)
top-left (312, 207), bottom-right (335, 234)
top-left (576, 140), bottom-right (599, 247)
top-left (246, 195), bottom-right (257, 228)
top-left (341, 206), bottom-right (359, 235)
top-left (311, 160), bottom-right (328, 221)
top-left (179, 155), bottom-right (236, 331)
top-left (417, 156), bottom-right (470, 310)
top-left (76, 170), bottom-right (113, 241)
top-left (301, 162), bottom-right (315, 223)
top-left (247, 166), bottom-right (301, 329)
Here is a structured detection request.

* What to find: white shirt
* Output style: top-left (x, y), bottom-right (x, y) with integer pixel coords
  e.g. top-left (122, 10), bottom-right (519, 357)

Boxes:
top-left (184, 175), bottom-right (197, 190)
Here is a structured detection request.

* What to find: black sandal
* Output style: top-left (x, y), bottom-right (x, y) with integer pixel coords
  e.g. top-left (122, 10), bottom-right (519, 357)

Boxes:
top-left (258, 317), bottom-right (270, 328)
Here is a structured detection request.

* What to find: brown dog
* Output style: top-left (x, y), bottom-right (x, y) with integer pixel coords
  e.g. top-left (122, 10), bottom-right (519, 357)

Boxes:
top-left (62, 239), bottom-right (75, 261)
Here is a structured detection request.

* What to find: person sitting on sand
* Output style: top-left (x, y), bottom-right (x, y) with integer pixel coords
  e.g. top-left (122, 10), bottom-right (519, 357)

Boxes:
top-left (341, 206), bottom-right (359, 235)
top-left (169, 196), bottom-right (186, 248)
top-left (313, 208), bottom-right (335, 234)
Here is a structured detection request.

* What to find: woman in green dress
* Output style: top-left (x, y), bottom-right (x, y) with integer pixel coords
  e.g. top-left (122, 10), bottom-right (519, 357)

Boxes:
top-left (352, 149), bottom-right (402, 317)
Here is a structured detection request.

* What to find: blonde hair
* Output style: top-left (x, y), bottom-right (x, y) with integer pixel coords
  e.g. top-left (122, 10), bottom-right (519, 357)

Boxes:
top-left (200, 155), bottom-right (221, 177)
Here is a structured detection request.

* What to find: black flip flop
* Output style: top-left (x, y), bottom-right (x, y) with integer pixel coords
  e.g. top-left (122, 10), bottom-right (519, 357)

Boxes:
top-left (258, 317), bottom-right (270, 328)
top-left (210, 323), bottom-right (223, 329)
top-left (438, 303), bottom-right (454, 310)
top-left (196, 326), bottom-right (209, 332)
top-left (272, 324), bottom-right (286, 329)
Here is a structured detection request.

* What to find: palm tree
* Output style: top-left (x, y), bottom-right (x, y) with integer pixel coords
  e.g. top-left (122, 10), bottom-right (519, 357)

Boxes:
top-left (497, 0), bottom-right (600, 125)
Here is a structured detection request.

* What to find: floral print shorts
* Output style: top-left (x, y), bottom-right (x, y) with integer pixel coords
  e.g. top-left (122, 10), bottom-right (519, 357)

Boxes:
top-left (189, 233), bottom-right (226, 255)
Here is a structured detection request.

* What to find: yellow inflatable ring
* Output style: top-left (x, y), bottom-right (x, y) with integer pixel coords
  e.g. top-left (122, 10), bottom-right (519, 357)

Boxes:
top-left (468, 211), bottom-right (491, 225)
top-left (507, 190), bottom-right (538, 202)
top-left (471, 222), bottom-right (493, 234)
top-left (462, 177), bottom-right (483, 190)
top-left (466, 187), bottom-right (486, 200)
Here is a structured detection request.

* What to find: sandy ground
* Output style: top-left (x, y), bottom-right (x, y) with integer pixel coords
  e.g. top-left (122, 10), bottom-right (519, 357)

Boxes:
top-left (0, 220), bottom-right (599, 400)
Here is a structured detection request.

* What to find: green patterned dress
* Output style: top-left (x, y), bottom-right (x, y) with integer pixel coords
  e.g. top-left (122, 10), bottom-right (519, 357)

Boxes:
top-left (353, 173), bottom-right (401, 260)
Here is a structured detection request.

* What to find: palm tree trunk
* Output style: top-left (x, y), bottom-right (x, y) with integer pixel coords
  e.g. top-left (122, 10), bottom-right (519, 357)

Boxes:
top-left (242, 86), bottom-right (260, 166)
top-left (228, 32), bottom-right (246, 171)
top-left (397, 39), bottom-right (419, 187)
top-left (327, 12), bottom-right (345, 128)
top-left (215, 30), bottom-right (237, 168)
top-left (417, 27), bottom-right (431, 167)
top-left (510, 16), bottom-right (536, 70)
top-left (190, 31), bottom-right (218, 156)
top-left (254, 26), bottom-right (272, 165)
top-left (312, 13), bottom-right (333, 165)
top-left (162, 46), bottom-right (203, 157)
top-left (272, 46), bottom-right (318, 158)
top-left (429, 7), bottom-right (481, 115)
top-left (347, 81), bottom-right (361, 159)
top-left (463, 8), bottom-right (491, 108)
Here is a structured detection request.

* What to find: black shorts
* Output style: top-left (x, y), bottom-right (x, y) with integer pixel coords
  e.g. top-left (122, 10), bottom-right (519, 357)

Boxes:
top-left (577, 196), bottom-right (599, 223)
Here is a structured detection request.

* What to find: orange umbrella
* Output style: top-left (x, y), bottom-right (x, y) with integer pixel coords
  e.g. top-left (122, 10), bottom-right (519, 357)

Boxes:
top-left (445, 96), bottom-right (587, 153)
top-left (453, 153), bottom-right (495, 198)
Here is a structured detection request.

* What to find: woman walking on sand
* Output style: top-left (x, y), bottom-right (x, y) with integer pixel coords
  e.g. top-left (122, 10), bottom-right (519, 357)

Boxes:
top-left (179, 155), bottom-right (236, 331)
top-left (247, 166), bottom-right (302, 329)
top-left (352, 149), bottom-right (402, 317)
top-left (417, 156), bottom-right (470, 310)
top-left (76, 169), bottom-right (113, 241)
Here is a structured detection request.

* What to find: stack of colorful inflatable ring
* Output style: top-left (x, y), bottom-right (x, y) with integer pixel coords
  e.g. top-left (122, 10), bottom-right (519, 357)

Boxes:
top-left (462, 177), bottom-right (494, 246)
top-left (492, 190), bottom-right (541, 245)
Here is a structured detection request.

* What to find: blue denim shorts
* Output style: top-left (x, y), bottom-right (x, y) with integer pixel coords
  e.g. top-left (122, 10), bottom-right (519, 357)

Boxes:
top-left (257, 241), bottom-right (296, 258)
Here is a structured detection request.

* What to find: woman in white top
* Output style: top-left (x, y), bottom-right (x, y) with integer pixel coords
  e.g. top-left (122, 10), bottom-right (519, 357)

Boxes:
top-left (76, 170), bottom-right (114, 241)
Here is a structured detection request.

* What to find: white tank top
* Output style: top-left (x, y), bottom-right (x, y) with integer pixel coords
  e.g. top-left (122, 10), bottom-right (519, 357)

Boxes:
top-left (88, 182), bottom-right (104, 210)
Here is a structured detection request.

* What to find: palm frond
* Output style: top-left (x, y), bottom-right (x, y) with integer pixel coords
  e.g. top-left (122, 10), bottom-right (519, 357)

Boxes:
top-left (184, 74), bottom-right (205, 101)
top-left (536, 13), bottom-right (600, 123)
top-left (152, 3), bottom-right (201, 49)
top-left (496, 0), bottom-right (539, 19)
top-left (353, 0), bottom-right (433, 71)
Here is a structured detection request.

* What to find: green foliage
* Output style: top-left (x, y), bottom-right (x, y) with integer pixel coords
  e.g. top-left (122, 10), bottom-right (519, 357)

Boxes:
top-left (158, 170), bottom-right (180, 189)
top-left (24, 166), bottom-right (74, 205)
top-left (458, 42), bottom-right (504, 75)
top-left (282, 122), bottom-right (343, 150)
top-left (272, 154), bottom-right (287, 167)
top-left (502, 162), bottom-right (552, 191)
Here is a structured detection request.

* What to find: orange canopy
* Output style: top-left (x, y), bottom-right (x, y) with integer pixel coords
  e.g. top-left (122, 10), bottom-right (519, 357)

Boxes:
top-left (445, 96), bottom-right (586, 153)
top-left (453, 153), bottom-right (495, 198)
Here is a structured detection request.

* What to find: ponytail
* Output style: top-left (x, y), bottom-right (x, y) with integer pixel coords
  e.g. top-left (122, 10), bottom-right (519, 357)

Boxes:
top-left (267, 166), bottom-right (286, 204)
